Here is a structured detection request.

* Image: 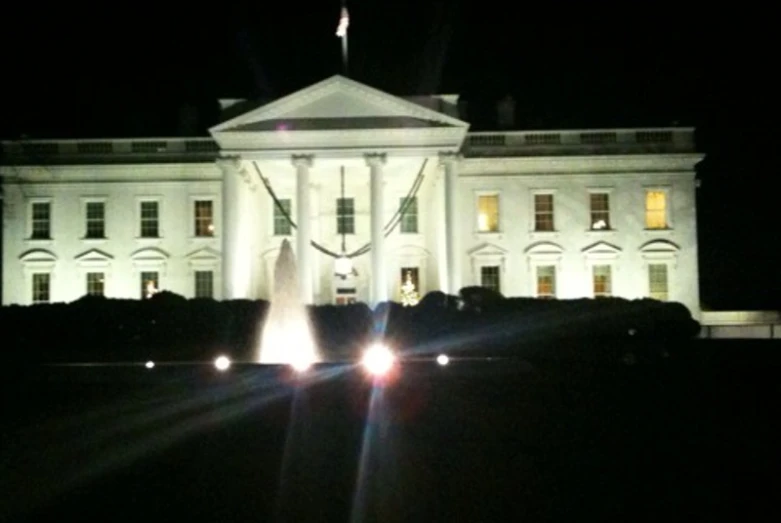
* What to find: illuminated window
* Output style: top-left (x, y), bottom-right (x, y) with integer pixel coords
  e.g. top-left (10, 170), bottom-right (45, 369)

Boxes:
top-left (140, 201), bottom-right (159, 238)
top-left (337, 197), bottom-right (355, 234)
top-left (32, 273), bottom-right (50, 303)
top-left (194, 200), bottom-right (214, 237)
top-left (592, 265), bottom-right (612, 297)
top-left (645, 190), bottom-right (667, 229)
top-left (400, 197), bottom-right (418, 233)
top-left (31, 202), bottom-right (51, 239)
top-left (536, 265), bottom-right (556, 298)
top-left (648, 264), bottom-right (669, 301)
top-left (480, 265), bottom-right (501, 293)
top-left (194, 270), bottom-right (214, 298)
top-left (534, 194), bottom-right (554, 231)
top-left (141, 271), bottom-right (159, 299)
top-left (85, 201), bottom-right (105, 239)
top-left (477, 194), bottom-right (499, 232)
top-left (335, 288), bottom-right (357, 305)
top-left (86, 272), bottom-right (104, 296)
top-left (589, 193), bottom-right (610, 230)
top-left (273, 199), bottom-right (292, 236)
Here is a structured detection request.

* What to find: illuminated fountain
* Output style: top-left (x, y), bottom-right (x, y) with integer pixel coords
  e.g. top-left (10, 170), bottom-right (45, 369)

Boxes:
top-left (258, 239), bottom-right (320, 370)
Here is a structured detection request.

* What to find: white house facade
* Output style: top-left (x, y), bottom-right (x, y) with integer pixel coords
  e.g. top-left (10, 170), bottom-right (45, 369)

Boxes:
top-left (1, 75), bottom-right (703, 319)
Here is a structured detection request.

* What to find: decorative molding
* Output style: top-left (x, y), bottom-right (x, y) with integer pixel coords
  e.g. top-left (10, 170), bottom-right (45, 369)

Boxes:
top-left (364, 152), bottom-right (387, 166)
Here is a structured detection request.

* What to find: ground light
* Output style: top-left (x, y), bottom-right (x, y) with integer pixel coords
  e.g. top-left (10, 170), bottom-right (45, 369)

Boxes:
top-left (361, 343), bottom-right (395, 377)
top-left (145, 361), bottom-right (155, 369)
top-left (437, 354), bottom-right (449, 366)
top-left (214, 355), bottom-right (231, 371)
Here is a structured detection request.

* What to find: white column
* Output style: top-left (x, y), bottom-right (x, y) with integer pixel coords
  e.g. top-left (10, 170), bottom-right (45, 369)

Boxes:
top-left (293, 155), bottom-right (314, 304)
top-left (219, 156), bottom-right (253, 299)
top-left (366, 153), bottom-right (387, 305)
top-left (441, 152), bottom-right (462, 295)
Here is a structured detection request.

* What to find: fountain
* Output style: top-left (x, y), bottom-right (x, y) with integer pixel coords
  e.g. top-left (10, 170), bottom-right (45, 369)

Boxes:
top-left (258, 239), bottom-right (321, 370)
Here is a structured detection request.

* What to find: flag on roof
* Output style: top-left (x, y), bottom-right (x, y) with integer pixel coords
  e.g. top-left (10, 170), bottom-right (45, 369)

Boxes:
top-left (336, 7), bottom-right (349, 37)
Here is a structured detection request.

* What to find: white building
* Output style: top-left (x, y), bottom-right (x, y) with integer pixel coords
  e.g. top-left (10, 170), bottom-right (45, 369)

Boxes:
top-left (1, 75), bottom-right (703, 318)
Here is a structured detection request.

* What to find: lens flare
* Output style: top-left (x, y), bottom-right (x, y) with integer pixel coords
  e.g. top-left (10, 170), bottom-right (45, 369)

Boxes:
top-left (362, 343), bottom-right (395, 376)
top-left (214, 355), bottom-right (231, 371)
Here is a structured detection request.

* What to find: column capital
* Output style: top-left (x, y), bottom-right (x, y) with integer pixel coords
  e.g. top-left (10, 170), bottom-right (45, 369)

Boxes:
top-left (292, 154), bottom-right (314, 168)
top-left (438, 151), bottom-right (463, 166)
top-left (364, 152), bottom-right (387, 167)
top-left (216, 155), bottom-right (242, 171)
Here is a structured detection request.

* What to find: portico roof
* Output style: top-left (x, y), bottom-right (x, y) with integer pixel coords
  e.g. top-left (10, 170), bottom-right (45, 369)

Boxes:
top-left (209, 75), bottom-right (469, 157)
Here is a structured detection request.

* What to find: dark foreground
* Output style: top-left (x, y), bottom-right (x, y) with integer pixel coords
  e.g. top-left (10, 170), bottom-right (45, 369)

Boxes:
top-left (2, 341), bottom-right (781, 522)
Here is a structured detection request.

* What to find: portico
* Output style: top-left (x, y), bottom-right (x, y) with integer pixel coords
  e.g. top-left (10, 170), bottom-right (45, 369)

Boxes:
top-left (209, 75), bottom-right (469, 305)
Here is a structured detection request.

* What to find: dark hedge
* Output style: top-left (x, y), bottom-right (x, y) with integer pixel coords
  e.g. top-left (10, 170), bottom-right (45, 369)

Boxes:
top-left (0, 288), bottom-right (699, 365)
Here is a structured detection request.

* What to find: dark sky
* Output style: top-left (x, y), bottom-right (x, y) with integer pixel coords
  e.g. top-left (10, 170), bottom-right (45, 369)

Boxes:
top-left (0, 1), bottom-right (776, 309)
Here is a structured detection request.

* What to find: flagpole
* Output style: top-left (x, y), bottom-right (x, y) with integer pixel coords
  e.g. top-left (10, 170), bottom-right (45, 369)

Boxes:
top-left (342, 30), bottom-right (348, 76)
top-left (336, 3), bottom-right (350, 76)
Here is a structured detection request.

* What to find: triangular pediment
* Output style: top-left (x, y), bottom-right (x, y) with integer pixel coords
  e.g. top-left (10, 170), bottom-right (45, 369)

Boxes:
top-left (74, 249), bottom-right (114, 262)
top-left (582, 241), bottom-right (622, 256)
top-left (468, 243), bottom-right (509, 258)
top-left (212, 75), bottom-right (466, 132)
top-left (209, 75), bottom-right (468, 154)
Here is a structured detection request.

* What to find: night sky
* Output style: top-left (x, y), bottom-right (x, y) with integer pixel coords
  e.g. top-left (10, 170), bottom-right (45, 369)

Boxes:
top-left (0, 1), bottom-right (775, 309)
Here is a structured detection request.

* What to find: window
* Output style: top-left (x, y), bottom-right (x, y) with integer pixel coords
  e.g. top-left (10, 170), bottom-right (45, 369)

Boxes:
top-left (141, 271), bottom-right (159, 299)
top-left (480, 266), bottom-right (501, 293)
top-left (85, 201), bottom-right (105, 239)
top-left (536, 265), bottom-right (556, 299)
top-left (399, 267), bottom-right (421, 305)
top-left (337, 197), bottom-right (354, 234)
top-left (589, 193), bottom-right (610, 230)
top-left (194, 270), bottom-right (214, 298)
top-left (31, 202), bottom-right (51, 239)
top-left (648, 263), bottom-right (669, 301)
top-left (534, 194), bottom-right (554, 231)
top-left (477, 194), bottom-right (499, 232)
top-left (400, 197), bottom-right (418, 234)
top-left (194, 200), bottom-right (214, 237)
top-left (335, 288), bottom-right (357, 305)
top-left (32, 273), bottom-right (50, 303)
top-left (274, 199), bottom-right (292, 236)
top-left (592, 265), bottom-right (612, 297)
top-left (86, 272), bottom-right (105, 296)
top-left (645, 190), bottom-right (668, 229)
top-left (140, 201), bottom-right (159, 238)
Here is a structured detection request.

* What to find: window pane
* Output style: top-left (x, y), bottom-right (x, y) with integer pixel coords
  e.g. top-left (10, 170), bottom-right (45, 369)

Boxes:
top-left (337, 197), bottom-right (354, 234)
top-left (645, 190), bottom-right (667, 229)
top-left (536, 265), bottom-right (556, 298)
top-left (593, 265), bottom-right (612, 297)
top-left (195, 270), bottom-right (214, 298)
top-left (534, 194), bottom-right (555, 231)
top-left (477, 195), bottom-right (499, 232)
top-left (31, 202), bottom-right (51, 239)
top-left (140, 201), bottom-right (159, 237)
top-left (85, 202), bottom-right (105, 238)
top-left (400, 197), bottom-right (418, 233)
top-left (194, 200), bottom-right (213, 237)
top-left (32, 273), bottom-right (50, 303)
top-left (274, 199), bottom-right (292, 236)
top-left (649, 263), bottom-right (669, 301)
top-left (480, 266), bottom-right (501, 293)
top-left (589, 193), bottom-right (610, 230)
top-left (86, 272), bottom-right (105, 296)
top-left (141, 271), bottom-right (159, 299)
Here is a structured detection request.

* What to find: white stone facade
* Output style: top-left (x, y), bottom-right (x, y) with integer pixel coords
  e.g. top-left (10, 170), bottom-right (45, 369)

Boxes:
top-left (1, 75), bottom-right (703, 319)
